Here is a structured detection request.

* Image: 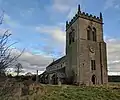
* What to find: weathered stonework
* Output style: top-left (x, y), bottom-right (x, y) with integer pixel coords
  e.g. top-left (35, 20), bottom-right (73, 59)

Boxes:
top-left (40, 4), bottom-right (108, 86)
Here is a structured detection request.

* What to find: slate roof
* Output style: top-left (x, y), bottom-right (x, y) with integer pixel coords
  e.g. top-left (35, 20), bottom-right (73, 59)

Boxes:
top-left (46, 56), bottom-right (66, 68)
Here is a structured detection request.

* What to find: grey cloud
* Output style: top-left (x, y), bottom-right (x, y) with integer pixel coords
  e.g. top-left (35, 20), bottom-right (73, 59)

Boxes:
top-left (106, 37), bottom-right (120, 73)
top-left (10, 49), bottom-right (53, 74)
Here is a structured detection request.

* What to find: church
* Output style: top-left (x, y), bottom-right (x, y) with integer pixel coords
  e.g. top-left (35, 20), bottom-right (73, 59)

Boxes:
top-left (40, 5), bottom-right (108, 86)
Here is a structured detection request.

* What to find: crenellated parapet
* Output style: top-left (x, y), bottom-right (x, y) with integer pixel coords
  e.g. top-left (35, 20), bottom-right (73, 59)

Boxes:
top-left (66, 4), bottom-right (103, 30)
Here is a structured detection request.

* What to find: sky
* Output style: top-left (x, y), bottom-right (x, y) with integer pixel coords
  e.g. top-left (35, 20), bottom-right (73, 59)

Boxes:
top-left (0, 0), bottom-right (120, 75)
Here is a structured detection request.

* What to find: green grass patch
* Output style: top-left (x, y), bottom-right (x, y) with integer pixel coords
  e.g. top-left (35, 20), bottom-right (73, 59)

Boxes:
top-left (1, 83), bottom-right (120, 100)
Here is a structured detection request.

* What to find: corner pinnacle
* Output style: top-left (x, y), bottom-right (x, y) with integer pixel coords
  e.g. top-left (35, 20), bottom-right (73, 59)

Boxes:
top-left (100, 12), bottom-right (103, 19)
top-left (78, 4), bottom-right (81, 13)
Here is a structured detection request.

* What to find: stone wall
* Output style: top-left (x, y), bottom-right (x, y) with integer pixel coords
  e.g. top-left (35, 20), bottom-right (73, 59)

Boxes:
top-left (66, 6), bottom-right (108, 86)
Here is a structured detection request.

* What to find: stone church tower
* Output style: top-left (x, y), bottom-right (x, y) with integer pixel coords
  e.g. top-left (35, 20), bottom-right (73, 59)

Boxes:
top-left (65, 5), bottom-right (108, 86)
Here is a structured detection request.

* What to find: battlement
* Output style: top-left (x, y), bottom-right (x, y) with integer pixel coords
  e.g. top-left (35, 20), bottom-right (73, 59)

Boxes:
top-left (66, 5), bottom-right (103, 30)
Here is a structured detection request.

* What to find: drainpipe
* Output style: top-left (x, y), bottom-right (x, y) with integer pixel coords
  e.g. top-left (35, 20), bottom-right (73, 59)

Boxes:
top-left (99, 43), bottom-right (103, 84)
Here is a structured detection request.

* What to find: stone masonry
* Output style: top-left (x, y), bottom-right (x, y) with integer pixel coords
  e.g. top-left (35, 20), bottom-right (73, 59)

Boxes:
top-left (40, 4), bottom-right (108, 86)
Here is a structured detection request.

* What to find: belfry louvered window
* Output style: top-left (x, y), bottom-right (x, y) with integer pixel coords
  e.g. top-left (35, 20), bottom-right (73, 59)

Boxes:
top-left (87, 26), bottom-right (97, 41)
top-left (69, 30), bottom-right (75, 45)
top-left (72, 31), bottom-right (75, 42)
top-left (92, 27), bottom-right (96, 41)
top-left (69, 32), bottom-right (72, 45)
top-left (87, 26), bottom-right (91, 40)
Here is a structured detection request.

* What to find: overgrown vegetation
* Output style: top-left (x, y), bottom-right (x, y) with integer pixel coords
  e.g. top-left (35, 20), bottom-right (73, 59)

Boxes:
top-left (36, 84), bottom-right (120, 100)
top-left (0, 82), bottom-right (120, 100)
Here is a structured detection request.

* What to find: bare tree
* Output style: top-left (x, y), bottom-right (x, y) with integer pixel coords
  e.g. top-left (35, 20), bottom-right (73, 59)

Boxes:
top-left (14, 63), bottom-right (23, 76)
top-left (0, 10), bottom-right (25, 100)
top-left (0, 10), bottom-right (24, 74)
top-left (0, 32), bottom-right (25, 73)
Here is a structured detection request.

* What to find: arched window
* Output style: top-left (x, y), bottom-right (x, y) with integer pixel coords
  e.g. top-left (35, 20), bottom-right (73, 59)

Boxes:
top-left (92, 27), bottom-right (96, 41)
top-left (87, 26), bottom-right (91, 40)
top-left (69, 32), bottom-right (72, 45)
top-left (72, 31), bottom-right (75, 42)
top-left (69, 29), bottom-right (75, 45)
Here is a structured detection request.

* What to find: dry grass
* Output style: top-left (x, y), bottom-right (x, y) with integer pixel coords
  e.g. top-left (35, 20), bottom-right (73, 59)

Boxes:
top-left (0, 82), bottom-right (120, 100)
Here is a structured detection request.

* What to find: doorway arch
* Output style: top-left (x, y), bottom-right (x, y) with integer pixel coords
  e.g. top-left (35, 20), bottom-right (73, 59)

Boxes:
top-left (92, 75), bottom-right (96, 85)
top-left (51, 74), bottom-right (58, 85)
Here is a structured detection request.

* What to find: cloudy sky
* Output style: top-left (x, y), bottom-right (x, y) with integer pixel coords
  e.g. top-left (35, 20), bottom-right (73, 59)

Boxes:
top-left (0, 0), bottom-right (120, 75)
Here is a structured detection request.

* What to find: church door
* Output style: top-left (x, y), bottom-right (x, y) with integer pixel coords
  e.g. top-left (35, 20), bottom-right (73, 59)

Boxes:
top-left (92, 75), bottom-right (96, 85)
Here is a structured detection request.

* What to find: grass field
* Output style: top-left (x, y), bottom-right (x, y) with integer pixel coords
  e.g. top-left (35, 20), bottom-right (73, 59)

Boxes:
top-left (36, 84), bottom-right (120, 100)
top-left (1, 83), bottom-right (120, 100)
